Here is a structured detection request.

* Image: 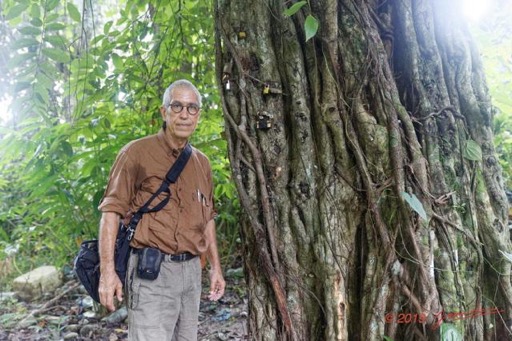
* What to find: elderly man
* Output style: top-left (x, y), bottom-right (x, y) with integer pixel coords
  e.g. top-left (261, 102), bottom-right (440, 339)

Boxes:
top-left (97, 79), bottom-right (225, 340)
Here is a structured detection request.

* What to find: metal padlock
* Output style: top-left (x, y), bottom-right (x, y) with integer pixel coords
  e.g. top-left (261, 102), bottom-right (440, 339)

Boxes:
top-left (268, 86), bottom-right (282, 94)
top-left (222, 72), bottom-right (231, 90)
top-left (257, 114), bottom-right (272, 130)
top-left (263, 82), bottom-right (282, 95)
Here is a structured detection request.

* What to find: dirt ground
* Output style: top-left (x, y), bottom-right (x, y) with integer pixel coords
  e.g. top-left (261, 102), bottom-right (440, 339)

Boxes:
top-left (0, 268), bottom-right (248, 341)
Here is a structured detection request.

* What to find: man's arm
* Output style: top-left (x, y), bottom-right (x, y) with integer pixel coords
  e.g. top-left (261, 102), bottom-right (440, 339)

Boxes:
top-left (204, 219), bottom-right (226, 301)
top-left (98, 211), bottom-right (123, 311)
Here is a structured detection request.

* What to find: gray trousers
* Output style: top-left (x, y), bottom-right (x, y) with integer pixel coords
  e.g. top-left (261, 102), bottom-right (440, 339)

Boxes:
top-left (126, 251), bottom-right (202, 341)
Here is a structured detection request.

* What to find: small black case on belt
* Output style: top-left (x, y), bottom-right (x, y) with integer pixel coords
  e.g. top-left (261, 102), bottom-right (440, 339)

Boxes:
top-left (137, 247), bottom-right (163, 280)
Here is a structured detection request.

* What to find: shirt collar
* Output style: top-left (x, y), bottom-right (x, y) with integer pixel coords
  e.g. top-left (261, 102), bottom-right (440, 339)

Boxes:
top-left (157, 128), bottom-right (185, 157)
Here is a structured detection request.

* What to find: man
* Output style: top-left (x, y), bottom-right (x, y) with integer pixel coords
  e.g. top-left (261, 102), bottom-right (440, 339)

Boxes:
top-left (97, 79), bottom-right (225, 340)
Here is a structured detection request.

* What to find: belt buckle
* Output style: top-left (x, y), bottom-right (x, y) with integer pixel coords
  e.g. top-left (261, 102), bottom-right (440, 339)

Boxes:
top-left (170, 252), bottom-right (189, 262)
top-left (174, 253), bottom-right (185, 261)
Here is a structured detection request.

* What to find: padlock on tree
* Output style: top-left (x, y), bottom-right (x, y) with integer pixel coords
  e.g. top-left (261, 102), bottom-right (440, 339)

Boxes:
top-left (257, 112), bottom-right (273, 130)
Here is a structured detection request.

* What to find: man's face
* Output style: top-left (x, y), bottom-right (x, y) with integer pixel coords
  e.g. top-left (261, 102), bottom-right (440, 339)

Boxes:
top-left (160, 87), bottom-right (201, 142)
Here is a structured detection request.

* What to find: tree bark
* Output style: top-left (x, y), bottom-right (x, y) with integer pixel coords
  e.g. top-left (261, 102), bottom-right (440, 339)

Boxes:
top-left (214, 0), bottom-right (512, 340)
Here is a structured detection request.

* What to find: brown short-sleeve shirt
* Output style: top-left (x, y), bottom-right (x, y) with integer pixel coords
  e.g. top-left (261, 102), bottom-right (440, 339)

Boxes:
top-left (98, 129), bottom-right (215, 255)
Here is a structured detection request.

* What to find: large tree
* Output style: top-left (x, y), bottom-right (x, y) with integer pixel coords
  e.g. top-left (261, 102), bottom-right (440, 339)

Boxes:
top-left (215, 0), bottom-right (512, 340)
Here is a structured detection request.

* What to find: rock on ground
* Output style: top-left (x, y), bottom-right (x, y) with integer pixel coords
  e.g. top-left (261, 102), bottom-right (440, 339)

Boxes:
top-left (12, 266), bottom-right (62, 301)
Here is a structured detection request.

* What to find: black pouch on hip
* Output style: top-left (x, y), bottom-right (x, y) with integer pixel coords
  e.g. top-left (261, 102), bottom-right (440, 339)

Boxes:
top-left (137, 247), bottom-right (163, 280)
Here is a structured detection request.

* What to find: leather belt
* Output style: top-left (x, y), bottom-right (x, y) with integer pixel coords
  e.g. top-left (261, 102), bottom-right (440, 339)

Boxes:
top-left (133, 249), bottom-right (197, 262)
top-left (164, 251), bottom-right (196, 262)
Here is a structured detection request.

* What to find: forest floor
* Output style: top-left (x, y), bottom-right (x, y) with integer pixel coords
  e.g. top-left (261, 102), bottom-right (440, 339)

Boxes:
top-left (0, 266), bottom-right (248, 341)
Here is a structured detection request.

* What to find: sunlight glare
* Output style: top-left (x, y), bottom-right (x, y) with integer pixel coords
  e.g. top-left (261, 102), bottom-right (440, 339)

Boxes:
top-left (0, 96), bottom-right (12, 124)
top-left (462, 0), bottom-right (492, 22)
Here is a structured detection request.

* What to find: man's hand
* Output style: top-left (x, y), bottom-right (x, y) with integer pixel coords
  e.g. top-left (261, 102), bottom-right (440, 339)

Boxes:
top-left (208, 269), bottom-right (226, 301)
top-left (98, 212), bottom-right (123, 312)
top-left (204, 219), bottom-right (225, 301)
top-left (99, 269), bottom-right (123, 312)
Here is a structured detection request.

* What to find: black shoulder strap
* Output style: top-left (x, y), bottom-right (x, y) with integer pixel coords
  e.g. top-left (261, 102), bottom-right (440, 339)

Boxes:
top-left (165, 143), bottom-right (193, 184)
top-left (128, 144), bottom-right (193, 228)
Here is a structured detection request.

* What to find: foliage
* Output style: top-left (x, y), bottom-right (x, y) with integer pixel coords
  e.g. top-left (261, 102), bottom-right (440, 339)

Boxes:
top-left (0, 296), bottom-right (27, 329)
top-left (0, 0), bottom-right (239, 273)
top-left (304, 15), bottom-right (319, 42)
top-left (440, 323), bottom-right (463, 341)
top-left (471, 3), bottom-right (512, 187)
top-left (283, 1), bottom-right (319, 42)
top-left (283, 1), bottom-right (307, 17)
top-left (400, 191), bottom-right (428, 221)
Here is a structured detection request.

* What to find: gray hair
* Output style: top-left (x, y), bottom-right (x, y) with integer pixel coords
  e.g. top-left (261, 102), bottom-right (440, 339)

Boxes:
top-left (162, 79), bottom-right (202, 108)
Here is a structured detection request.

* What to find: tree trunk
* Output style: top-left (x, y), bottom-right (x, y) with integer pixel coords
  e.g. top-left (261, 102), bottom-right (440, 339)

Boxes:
top-left (214, 0), bottom-right (512, 340)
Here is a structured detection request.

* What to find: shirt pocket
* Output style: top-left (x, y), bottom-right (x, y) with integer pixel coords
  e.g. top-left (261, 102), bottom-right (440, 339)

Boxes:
top-left (190, 188), bottom-right (210, 231)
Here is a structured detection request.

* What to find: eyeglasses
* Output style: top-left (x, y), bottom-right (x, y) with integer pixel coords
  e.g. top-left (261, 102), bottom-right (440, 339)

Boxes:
top-left (168, 102), bottom-right (201, 116)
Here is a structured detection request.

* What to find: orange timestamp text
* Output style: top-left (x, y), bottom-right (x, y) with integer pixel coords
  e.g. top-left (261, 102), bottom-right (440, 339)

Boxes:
top-left (385, 307), bottom-right (504, 330)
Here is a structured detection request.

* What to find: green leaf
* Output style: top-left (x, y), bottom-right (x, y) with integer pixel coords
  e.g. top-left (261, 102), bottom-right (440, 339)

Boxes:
top-left (440, 323), bottom-right (463, 341)
top-left (14, 82), bottom-right (31, 92)
top-left (60, 141), bottom-right (74, 158)
top-left (7, 52), bottom-right (36, 68)
top-left (38, 60), bottom-right (59, 77)
top-left (93, 189), bottom-right (105, 207)
top-left (18, 26), bottom-right (41, 35)
top-left (42, 48), bottom-right (71, 63)
top-left (91, 34), bottom-right (105, 45)
top-left (45, 0), bottom-right (59, 12)
top-left (383, 337), bottom-right (394, 341)
top-left (44, 35), bottom-right (66, 49)
top-left (284, 1), bottom-right (307, 17)
top-left (463, 139), bottom-right (482, 161)
top-left (35, 73), bottom-right (54, 91)
top-left (111, 53), bottom-right (123, 69)
top-left (29, 3), bottom-right (41, 19)
top-left (104, 21), bottom-right (113, 34)
top-left (0, 226), bottom-right (9, 242)
top-left (67, 2), bottom-right (81, 22)
top-left (304, 15), bottom-right (319, 42)
top-left (46, 23), bottom-right (66, 31)
top-left (30, 18), bottom-right (43, 27)
top-left (11, 37), bottom-right (38, 49)
top-left (34, 83), bottom-right (50, 105)
top-left (401, 191), bottom-right (428, 221)
top-left (47, 13), bottom-right (59, 22)
top-left (6, 4), bottom-right (26, 20)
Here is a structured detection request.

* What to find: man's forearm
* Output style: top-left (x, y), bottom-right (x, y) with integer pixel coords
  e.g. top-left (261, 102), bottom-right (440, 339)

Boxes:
top-left (98, 211), bottom-right (123, 311)
top-left (204, 219), bottom-right (222, 271)
top-left (99, 212), bottom-right (121, 273)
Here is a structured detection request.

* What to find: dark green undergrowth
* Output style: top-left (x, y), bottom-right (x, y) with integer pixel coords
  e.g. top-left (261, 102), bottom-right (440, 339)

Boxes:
top-left (0, 0), bottom-right (241, 287)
